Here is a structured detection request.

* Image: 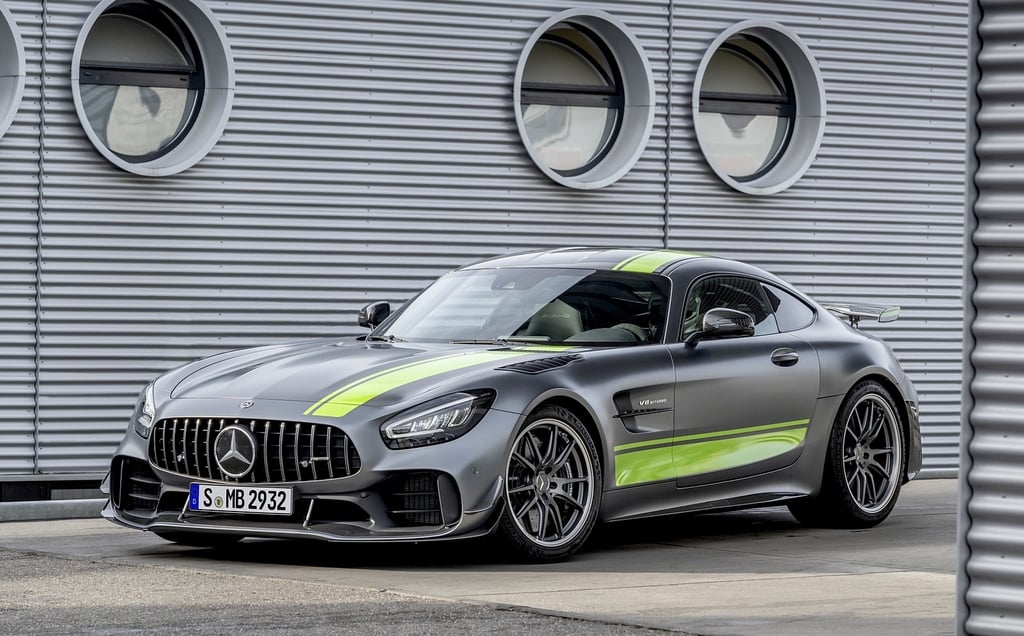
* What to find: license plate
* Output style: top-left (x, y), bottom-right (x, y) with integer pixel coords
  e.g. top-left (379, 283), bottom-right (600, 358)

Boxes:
top-left (188, 483), bottom-right (293, 515)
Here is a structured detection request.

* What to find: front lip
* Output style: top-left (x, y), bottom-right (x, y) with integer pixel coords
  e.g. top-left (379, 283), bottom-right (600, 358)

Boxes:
top-left (107, 397), bottom-right (523, 543)
top-left (101, 476), bottom-right (506, 543)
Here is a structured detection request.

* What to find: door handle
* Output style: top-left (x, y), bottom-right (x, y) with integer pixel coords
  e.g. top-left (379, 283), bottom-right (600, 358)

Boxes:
top-left (771, 348), bottom-right (799, 367)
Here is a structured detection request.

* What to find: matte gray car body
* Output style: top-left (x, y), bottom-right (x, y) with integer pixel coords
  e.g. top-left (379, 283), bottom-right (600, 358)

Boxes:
top-left (102, 247), bottom-right (921, 559)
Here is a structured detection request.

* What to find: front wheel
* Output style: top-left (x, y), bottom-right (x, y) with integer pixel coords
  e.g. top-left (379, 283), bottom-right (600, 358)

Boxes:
top-left (788, 381), bottom-right (905, 528)
top-left (498, 405), bottom-right (602, 561)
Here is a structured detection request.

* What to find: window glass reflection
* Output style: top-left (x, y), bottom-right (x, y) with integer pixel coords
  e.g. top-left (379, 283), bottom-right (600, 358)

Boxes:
top-left (79, 4), bottom-right (201, 161)
top-left (520, 26), bottom-right (622, 175)
top-left (698, 36), bottom-right (794, 180)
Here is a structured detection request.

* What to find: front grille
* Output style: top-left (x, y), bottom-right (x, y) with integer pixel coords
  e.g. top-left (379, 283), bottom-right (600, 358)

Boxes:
top-left (149, 418), bottom-right (361, 483)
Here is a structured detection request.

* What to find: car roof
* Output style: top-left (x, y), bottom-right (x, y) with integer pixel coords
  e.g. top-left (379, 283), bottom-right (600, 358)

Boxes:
top-left (460, 247), bottom-right (710, 275)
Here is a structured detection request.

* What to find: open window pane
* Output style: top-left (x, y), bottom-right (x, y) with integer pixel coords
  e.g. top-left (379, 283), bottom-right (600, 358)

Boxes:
top-left (519, 26), bottom-right (622, 176)
top-left (78, 2), bottom-right (202, 162)
top-left (698, 37), bottom-right (794, 181)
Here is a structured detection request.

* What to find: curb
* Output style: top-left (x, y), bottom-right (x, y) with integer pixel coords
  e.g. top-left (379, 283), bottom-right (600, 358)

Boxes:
top-left (0, 499), bottom-right (106, 522)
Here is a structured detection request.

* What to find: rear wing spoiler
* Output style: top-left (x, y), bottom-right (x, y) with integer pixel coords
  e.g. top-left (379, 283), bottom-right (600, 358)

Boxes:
top-left (820, 302), bottom-right (900, 328)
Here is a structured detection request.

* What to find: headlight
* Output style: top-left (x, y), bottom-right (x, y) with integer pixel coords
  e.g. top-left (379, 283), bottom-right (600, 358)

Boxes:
top-left (132, 383), bottom-right (156, 438)
top-left (380, 390), bottom-right (495, 449)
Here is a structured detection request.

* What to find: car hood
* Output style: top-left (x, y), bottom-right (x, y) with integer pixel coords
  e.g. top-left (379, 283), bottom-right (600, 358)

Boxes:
top-left (169, 339), bottom-right (575, 416)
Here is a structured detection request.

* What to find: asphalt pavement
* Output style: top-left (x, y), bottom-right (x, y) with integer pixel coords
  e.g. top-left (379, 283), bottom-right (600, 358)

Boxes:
top-left (0, 478), bottom-right (956, 635)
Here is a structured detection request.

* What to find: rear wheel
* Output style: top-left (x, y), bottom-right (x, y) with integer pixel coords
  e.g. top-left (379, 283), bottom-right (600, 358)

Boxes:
top-left (498, 405), bottom-right (601, 561)
top-left (788, 381), bottom-right (905, 528)
top-left (153, 530), bottom-right (242, 548)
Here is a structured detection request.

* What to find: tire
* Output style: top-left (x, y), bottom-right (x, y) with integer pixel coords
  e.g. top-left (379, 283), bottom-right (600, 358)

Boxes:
top-left (498, 405), bottom-right (602, 561)
top-left (788, 381), bottom-right (905, 528)
top-left (153, 530), bottom-right (242, 548)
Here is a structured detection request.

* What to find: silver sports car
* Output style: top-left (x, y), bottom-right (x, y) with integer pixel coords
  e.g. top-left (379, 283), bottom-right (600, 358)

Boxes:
top-left (102, 248), bottom-right (921, 561)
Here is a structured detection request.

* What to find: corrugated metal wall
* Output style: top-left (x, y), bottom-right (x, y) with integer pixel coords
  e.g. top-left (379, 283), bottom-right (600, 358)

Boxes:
top-left (960, 0), bottom-right (1024, 632)
top-left (669, 0), bottom-right (968, 475)
top-left (0, 1), bottom-right (41, 475)
top-left (0, 0), bottom-right (966, 478)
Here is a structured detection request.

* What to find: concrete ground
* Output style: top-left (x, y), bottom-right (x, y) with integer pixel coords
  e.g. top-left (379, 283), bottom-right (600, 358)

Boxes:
top-left (0, 478), bottom-right (956, 635)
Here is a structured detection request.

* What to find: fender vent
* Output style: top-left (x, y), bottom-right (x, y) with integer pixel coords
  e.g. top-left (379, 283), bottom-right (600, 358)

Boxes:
top-left (497, 354), bottom-right (582, 375)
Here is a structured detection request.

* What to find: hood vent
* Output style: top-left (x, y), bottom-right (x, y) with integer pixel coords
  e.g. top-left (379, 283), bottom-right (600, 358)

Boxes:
top-left (497, 354), bottom-right (582, 375)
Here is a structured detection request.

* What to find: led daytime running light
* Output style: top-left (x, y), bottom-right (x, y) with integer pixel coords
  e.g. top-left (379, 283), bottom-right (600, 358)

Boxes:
top-left (133, 383), bottom-right (156, 438)
top-left (380, 390), bottom-right (494, 449)
top-left (384, 395), bottom-right (475, 440)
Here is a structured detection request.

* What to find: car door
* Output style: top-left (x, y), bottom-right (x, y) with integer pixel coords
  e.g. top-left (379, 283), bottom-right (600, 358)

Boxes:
top-left (669, 275), bottom-right (820, 487)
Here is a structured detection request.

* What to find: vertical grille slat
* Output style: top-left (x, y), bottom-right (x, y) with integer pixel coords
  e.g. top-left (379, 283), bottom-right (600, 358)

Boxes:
top-left (262, 422), bottom-right (271, 482)
top-left (276, 422), bottom-right (286, 482)
top-left (293, 423), bottom-right (302, 482)
top-left (170, 420), bottom-right (181, 474)
top-left (247, 420), bottom-right (257, 484)
top-left (148, 418), bottom-right (359, 483)
top-left (325, 427), bottom-right (334, 480)
top-left (309, 424), bottom-right (318, 481)
top-left (203, 420), bottom-right (214, 479)
top-left (185, 418), bottom-right (196, 477)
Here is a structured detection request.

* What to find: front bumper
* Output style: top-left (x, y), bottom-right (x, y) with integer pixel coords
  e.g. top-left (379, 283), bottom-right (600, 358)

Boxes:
top-left (103, 401), bottom-right (519, 542)
top-left (905, 399), bottom-right (923, 481)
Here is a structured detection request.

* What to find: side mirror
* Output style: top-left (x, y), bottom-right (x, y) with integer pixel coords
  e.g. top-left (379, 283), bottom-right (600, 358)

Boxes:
top-left (358, 301), bottom-right (391, 329)
top-left (685, 308), bottom-right (755, 345)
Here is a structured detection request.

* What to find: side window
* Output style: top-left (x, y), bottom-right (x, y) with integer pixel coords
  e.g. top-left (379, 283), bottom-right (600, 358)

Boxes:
top-left (762, 283), bottom-right (815, 331)
top-left (682, 275), bottom-right (779, 339)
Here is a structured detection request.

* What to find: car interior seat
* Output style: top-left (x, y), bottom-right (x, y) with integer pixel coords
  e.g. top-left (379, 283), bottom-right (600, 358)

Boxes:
top-left (520, 299), bottom-right (583, 341)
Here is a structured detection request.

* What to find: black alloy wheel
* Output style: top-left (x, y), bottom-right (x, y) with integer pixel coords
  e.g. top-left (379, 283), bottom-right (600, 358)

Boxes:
top-left (499, 405), bottom-right (601, 561)
top-left (788, 381), bottom-right (905, 528)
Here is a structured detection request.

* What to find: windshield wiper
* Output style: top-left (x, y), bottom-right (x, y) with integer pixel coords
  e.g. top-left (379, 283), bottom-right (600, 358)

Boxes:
top-left (449, 336), bottom-right (552, 345)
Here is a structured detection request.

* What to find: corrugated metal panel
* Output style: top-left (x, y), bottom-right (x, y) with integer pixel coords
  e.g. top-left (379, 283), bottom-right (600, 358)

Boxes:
top-left (4, 1), bottom-right (967, 478)
top-left (962, 0), bottom-right (1024, 632)
top-left (668, 0), bottom-right (968, 474)
top-left (32, 0), bottom-right (670, 474)
top-left (0, 1), bottom-right (41, 474)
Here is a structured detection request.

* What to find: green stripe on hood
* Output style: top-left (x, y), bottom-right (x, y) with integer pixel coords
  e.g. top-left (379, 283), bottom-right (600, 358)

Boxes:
top-left (305, 350), bottom-right (532, 418)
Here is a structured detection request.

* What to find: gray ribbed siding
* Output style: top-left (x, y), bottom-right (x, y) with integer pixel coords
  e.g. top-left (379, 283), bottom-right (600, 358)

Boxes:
top-left (0, 0), bottom-right (966, 478)
top-left (0, 1), bottom-right (40, 475)
top-left (961, 0), bottom-right (1024, 632)
top-left (669, 0), bottom-right (968, 475)
top-left (26, 0), bottom-right (670, 475)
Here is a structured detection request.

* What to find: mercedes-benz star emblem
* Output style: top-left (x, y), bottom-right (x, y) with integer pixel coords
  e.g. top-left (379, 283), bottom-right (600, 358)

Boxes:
top-left (240, 400), bottom-right (255, 409)
top-left (213, 426), bottom-right (258, 478)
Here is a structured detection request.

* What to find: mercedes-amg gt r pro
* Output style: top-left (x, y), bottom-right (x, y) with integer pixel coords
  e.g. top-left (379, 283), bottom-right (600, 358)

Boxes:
top-left (103, 248), bottom-right (921, 561)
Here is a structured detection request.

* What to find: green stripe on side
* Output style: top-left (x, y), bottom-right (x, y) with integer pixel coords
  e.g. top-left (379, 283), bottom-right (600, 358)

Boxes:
top-left (306, 350), bottom-right (530, 418)
top-left (614, 423), bottom-right (809, 487)
top-left (612, 250), bottom-right (702, 274)
top-left (614, 419), bottom-right (809, 453)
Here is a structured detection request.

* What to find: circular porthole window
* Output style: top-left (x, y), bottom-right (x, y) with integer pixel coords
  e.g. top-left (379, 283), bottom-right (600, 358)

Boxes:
top-left (693, 21), bottom-right (826, 195)
top-left (71, 0), bottom-right (234, 176)
top-left (0, 2), bottom-right (26, 141)
top-left (514, 9), bottom-right (655, 190)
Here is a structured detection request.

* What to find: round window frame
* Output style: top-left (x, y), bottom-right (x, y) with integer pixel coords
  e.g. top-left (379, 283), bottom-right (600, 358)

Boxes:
top-left (514, 9), bottom-right (655, 190)
top-left (71, 0), bottom-right (235, 177)
top-left (693, 20), bottom-right (826, 196)
top-left (0, 2), bottom-right (26, 142)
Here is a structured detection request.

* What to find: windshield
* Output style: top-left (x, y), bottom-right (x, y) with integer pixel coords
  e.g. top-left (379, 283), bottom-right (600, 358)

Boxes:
top-left (380, 268), bottom-right (669, 345)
